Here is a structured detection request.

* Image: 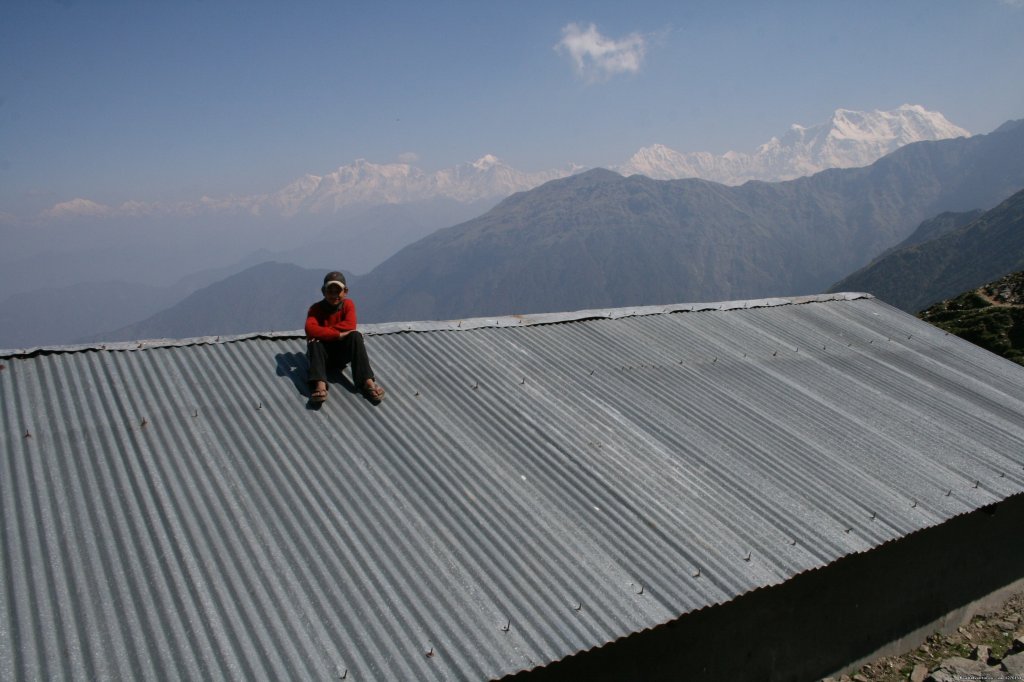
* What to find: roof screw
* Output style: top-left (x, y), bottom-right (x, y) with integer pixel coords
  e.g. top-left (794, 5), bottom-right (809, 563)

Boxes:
top-left (24, 430), bottom-right (31, 439)
top-left (744, 551), bottom-right (751, 562)
top-left (414, 390), bottom-right (420, 397)
top-left (946, 489), bottom-right (952, 496)
top-left (589, 369), bottom-right (595, 376)
top-left (911, 500), bottom-right (918, 508)
top-left (633, 582), bottom-right (645, 594)
top-left (869, 512), bottom-right (876, 521)
top-left (973, 480), bottom-right (980, 489)
top-left (773, 350), bottom-right (778, 357)
top-left (521, 377), bottom-right (526, 385)
top-left (138, 342), bottom-right (144, 349)
top-left (257, 401), bottom-right (262, 410)
top-left (457, 321), bottom-right (462, 328)
top-left (141, 417), bottom-right (148, 427)
top-left (500, 618), bottom-right (510, 632)
top-left (692, 567), bottom-right (701, 578)
top-left (472, 381), bottom-right (478, 390)
top-left (999, 472), bottom-right (1005, 478)
top-left (336, 665), bottom-right (347, 679)
top-left (425, 646), bottom-right (434, 658)
top-left (789, 538), bottom-right (797, 546)
top-left (844, 527), bottom-right (852, 534)
top-left (907, 335), bottom-right (913, 340)
top-left (192, 409), bottom-right (198, 418)
top-left (573, 601), bottom-right (582, 611)
top-left (712, 357), bottom-right (717, 363)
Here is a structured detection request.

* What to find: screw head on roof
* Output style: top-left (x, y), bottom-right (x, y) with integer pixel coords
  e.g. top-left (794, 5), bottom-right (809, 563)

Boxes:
top-left (573, 601), bottom-right (582, 611)
top-left (500, 618), bottom-right (510, 632)
top-left (24, 430), bottom-right (31, 439)
top-left (425, 646), bottom-right (434, 658)
top-left (692, 567), bottom-right (701, 578)
top-left (141, 418), bottom-right (148, 427)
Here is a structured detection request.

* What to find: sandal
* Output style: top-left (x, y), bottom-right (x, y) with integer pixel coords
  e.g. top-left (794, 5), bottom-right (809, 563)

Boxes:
top-left (362, 381), bottom-right (385, 403)
top-left (310, 381), bottom-right (328, 403)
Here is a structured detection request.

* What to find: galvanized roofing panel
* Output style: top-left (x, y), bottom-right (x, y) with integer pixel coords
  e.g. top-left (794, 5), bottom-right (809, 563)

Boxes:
top-left (3, 294), bottom-right (1024, 680)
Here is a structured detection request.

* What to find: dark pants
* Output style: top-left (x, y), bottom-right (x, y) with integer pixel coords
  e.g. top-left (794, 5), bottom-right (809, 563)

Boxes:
top-left (307, 332), bottom-right (375, 390)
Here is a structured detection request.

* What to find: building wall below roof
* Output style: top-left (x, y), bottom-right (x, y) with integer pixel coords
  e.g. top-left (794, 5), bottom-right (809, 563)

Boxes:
top-left (507, 492), bottom-right (1024, 682)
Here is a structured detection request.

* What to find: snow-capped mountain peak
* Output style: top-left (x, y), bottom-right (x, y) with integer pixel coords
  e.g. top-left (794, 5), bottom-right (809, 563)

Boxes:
top-left (618, 104), bottom-right (970, 184)
top-left (472, 154), bottom-right (502, 170)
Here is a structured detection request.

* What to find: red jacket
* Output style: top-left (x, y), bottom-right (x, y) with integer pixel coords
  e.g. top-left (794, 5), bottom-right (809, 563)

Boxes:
top-left (305, 298), bottom-right (358, 341)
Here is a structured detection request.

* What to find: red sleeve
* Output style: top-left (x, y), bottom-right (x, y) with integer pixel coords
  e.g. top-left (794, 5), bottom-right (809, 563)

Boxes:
top-left (336, 298), bottom-right (357, 331)
top-left (305, 303), bottom-right (337, 341)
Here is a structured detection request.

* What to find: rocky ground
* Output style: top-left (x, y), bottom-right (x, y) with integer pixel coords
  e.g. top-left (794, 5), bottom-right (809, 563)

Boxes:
top-left (824, 589), bottom-right (1024, 681)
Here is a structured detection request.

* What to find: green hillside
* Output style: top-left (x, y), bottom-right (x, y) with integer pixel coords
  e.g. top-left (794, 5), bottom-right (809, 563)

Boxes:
top-left (918, 271), bottom-right (1024, 366)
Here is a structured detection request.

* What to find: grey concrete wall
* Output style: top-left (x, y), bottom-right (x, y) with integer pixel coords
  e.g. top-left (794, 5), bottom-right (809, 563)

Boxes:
top-left (507, 493), bottom-right (1024, 682)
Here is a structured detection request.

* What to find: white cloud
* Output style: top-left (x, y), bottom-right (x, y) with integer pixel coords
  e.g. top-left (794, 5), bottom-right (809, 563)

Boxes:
top-left (556, 22), bottom-right (647, 82)
top-left (397, 152), bottom-right (419, 164)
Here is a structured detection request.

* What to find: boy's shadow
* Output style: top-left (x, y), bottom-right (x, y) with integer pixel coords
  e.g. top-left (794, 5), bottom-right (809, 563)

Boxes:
top-left (275, 352), bottom-right (356, 410)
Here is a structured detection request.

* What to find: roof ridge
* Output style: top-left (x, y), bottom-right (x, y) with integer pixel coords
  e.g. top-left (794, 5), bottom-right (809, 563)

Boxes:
top-left (0, 292), bottom-right (873, 359)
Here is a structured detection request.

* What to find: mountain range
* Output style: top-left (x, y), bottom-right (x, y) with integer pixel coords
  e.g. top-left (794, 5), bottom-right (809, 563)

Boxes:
top-left (0, 104), bottom-right (978, 349)
top-left (33, 104), bottom-right (966, 223)
top-left (81, 118), bottom-right (1024, 344)
top-left (352, 119), bottom-right (1024, 323)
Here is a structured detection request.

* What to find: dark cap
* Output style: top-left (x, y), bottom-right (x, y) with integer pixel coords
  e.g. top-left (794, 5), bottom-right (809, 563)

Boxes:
top-left (322, 271), bottom-right (347, 291)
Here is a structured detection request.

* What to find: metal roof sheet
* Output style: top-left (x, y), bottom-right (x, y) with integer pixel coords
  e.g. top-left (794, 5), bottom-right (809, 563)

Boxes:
top-left (2, 293), bottom-right (1024, 680)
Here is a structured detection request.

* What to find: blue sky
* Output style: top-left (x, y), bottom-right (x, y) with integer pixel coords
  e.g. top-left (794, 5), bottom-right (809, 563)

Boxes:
top-left (2, 0), bottom-right (1023, 215)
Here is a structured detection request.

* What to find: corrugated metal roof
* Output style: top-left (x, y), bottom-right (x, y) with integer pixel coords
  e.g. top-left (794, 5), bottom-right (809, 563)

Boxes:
top-left (2, 293), bottom-right (1023, 680)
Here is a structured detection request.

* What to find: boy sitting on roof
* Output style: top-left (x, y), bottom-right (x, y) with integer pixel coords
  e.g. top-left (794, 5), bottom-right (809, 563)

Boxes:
top-left (305, 271), bottom-right (386, 404)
